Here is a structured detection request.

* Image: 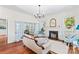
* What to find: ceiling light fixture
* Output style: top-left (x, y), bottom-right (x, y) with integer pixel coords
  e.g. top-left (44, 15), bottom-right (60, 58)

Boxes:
top-left (34, 5), bottom-right (45, 19)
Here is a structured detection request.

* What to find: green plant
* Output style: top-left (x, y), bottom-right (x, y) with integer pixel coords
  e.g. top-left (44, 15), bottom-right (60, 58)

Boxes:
top-left (24, 29), bottom-right (29, 34)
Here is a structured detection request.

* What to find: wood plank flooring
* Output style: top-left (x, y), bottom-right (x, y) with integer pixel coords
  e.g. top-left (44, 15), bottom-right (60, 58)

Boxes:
top-left (0, 40), bottom-right (79, 54)
top-left (68, 44), bottom-right (79, 54)
top-left (0, 40), bottom-right (36, 54)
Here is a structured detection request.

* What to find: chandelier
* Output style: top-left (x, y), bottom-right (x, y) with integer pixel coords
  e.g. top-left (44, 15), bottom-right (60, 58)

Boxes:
top-left (34, 5), bottom-right (45, 19)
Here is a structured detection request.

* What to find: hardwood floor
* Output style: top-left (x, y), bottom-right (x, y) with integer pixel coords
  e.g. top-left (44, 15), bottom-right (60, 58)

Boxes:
top-left (68, 44), bottom-right (79, 54)
top-left (0, 35), bottom-right (7, 46)
top-left (0, 40), bottom-right (36, 54)
top-left (0, 40), bottom-right (79, 54)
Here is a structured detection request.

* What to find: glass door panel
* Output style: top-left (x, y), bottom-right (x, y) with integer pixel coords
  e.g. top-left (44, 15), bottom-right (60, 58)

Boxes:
top-left (15, 22), bottom-right (40, 41)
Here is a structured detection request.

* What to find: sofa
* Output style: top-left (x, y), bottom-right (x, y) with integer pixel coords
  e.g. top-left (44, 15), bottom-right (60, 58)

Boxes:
top-left (22, 34), bottom-right (51, 54)
top-left (22, 34), bottom-right (68, 54)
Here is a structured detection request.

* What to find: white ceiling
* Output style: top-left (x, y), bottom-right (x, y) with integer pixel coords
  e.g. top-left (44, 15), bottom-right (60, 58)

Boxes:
top-left (1, 5), bottom-right (79, 16)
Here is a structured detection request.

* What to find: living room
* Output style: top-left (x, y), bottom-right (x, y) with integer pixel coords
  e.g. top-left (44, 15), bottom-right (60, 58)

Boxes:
top-left (0, 5), bottom-right (79, 54)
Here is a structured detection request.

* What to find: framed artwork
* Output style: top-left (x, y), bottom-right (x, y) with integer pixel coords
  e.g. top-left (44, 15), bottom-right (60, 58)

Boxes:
top-left (0, 19), bottom-right (6, 29)
top-left (64, 17), bottom-right (75, 29)
top-left (50, 18), bottom-right (56, 27)
top-left (0, 18), bottom-right (8, 35)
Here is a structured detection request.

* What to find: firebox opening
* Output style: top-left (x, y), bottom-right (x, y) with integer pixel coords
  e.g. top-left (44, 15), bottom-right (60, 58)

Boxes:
top-left (49, 31), bottom-right (58, 40)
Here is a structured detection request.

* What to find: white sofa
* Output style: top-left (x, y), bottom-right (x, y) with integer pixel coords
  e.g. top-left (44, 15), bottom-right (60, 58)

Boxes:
top-left (22, 35), bottom-right (68, 54)
top-left (22, 37), bottom-right (51, 54)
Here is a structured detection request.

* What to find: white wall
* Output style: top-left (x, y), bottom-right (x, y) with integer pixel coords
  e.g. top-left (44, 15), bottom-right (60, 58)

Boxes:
top-left (0, 6), bottom-right (79, 43)
top-left (0, 6), bottom-right (36, 43)
top-left (44, 7), bottom-right (79, 40)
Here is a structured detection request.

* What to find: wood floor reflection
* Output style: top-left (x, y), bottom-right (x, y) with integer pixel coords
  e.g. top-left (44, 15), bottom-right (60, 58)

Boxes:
top-left (0, 40), bottom-right (36, 54)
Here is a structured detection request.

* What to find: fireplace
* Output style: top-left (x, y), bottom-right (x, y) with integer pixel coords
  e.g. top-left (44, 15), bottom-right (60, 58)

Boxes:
top-left (49, 31), bottom-right (58, 40)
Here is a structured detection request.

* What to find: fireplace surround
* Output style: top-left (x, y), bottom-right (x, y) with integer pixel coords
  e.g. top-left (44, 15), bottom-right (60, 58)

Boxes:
top-left (49, 31), bottom-right (58, 40)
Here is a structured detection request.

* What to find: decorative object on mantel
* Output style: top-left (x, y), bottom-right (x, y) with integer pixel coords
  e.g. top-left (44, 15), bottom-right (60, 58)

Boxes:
top-left (50, 18), bottom-right (56, 27)
top-left (64, 16), bottom-right (75, 29)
